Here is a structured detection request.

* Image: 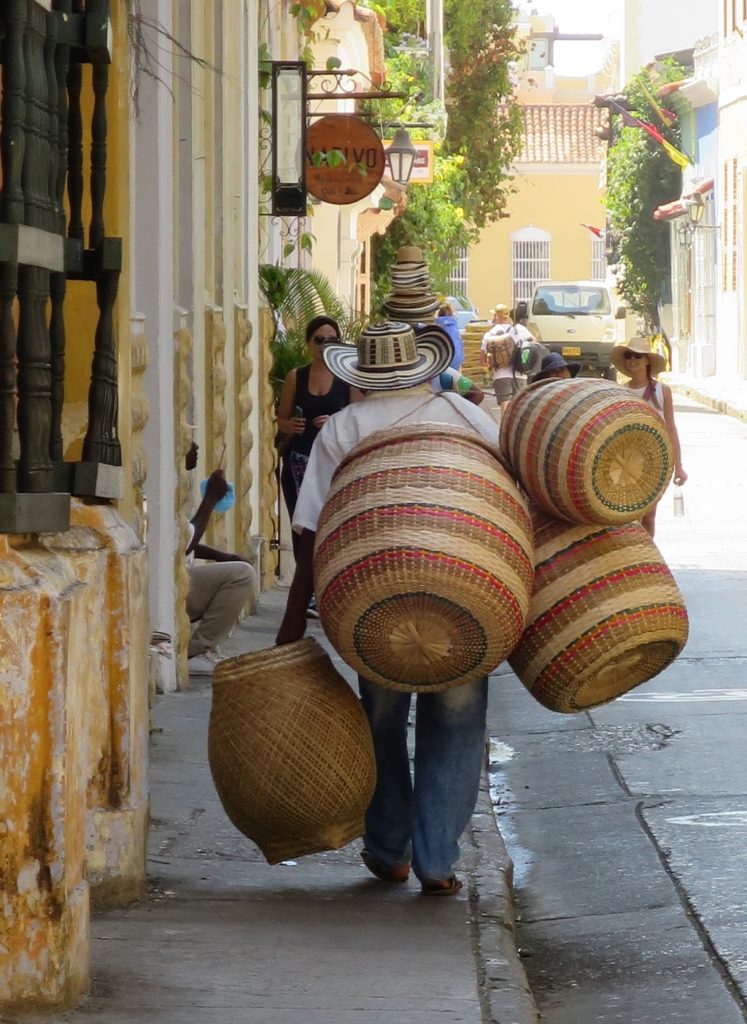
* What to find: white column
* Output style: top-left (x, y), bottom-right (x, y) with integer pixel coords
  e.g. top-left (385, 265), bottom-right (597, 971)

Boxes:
top-left (132, 0), bottom-right (176, 638)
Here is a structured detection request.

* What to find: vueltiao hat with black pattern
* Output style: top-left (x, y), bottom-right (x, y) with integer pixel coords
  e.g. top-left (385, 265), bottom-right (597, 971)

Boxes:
top-left (322, 321), bottom-right (454, 391)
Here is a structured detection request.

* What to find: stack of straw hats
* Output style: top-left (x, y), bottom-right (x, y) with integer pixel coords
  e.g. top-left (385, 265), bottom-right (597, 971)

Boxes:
top-left (462, 320), bottom-right (492, 382)
top-left (382, 245), bottom-right (441, 323)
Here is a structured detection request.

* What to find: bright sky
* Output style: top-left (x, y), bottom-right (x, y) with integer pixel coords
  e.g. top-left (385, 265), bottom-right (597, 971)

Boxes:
top-left (523, 0), bottom-right (617, 75)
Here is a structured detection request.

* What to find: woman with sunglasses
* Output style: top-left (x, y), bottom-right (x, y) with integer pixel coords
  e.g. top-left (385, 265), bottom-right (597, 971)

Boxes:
top-left (276, 317), bottom-right (355, 586)
top-left (610, 335), bottom-right (687, 537)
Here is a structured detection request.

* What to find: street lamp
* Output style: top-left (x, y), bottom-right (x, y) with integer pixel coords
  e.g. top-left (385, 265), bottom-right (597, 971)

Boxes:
top-left (385, 128), bottom-right (418, 186)
top-left (271, 61), bottom-right (307, 217)
top-left (676, 194), bottom-right (706, 246)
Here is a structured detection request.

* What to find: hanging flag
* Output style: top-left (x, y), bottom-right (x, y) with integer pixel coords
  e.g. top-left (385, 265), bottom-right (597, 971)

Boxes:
top-left (581, 223), bottom-right (604, 238)
top-left (661, 139), bottom-right (691, 169)
top-left (608, 97), bottom-right (644, 129)
top-left (608, 97), bottom-right (691, 168)
top-left (639, 80), bottom-right (676, 128)
top-left (639, 120), bottom-right (665, 145)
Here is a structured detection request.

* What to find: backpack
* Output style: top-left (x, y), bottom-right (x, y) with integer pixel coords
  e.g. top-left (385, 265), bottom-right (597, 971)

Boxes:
top-left (486, 333), bottom-right (515, 371)
top-left (512, 337), bottom-right (546, 376)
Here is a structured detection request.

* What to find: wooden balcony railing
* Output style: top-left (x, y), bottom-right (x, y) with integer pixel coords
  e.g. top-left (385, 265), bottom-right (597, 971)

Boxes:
top-left (0, 0), bottom-right (122, 533)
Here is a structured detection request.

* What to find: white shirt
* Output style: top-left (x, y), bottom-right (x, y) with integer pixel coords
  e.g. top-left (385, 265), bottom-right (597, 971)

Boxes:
top-left (480, 323), bottom-right (533, 381)
top-left (292, 385), bottom-right (501, 533)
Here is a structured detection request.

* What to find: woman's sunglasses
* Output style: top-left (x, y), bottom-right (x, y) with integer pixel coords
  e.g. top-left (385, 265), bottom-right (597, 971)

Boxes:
top-left (623, 351), bottom-right (645, 360)
top-left (311, 334), bottom-right (339, 344)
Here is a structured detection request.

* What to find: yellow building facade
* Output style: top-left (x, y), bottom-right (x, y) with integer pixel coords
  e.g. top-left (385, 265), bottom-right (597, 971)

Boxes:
top-left (468, 15), bottom-right (612, 320)
top-left (1, 0), bottom-right (150, 1009)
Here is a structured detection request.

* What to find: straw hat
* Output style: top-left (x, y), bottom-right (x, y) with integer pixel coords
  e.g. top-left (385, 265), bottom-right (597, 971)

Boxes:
top-left (611, 335), bottom-right (667, 377)
top-left (322, 321), bottom-right (454, 391)
top-left (395, 245), bottom-right (424, 264)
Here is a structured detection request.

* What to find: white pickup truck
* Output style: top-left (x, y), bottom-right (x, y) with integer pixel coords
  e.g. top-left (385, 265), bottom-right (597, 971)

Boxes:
top-left (525, 281), bottom-right (627, 379)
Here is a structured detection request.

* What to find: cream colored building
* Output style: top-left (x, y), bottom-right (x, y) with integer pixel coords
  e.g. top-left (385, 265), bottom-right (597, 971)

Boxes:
top-left (716, 0), bottom-right (747, 378)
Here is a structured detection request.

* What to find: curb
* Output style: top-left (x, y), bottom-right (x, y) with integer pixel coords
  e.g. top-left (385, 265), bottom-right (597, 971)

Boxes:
top-left (468, 777), bottom-right (538, 1024)
top-left (669, 381), bottom-right (747, 424)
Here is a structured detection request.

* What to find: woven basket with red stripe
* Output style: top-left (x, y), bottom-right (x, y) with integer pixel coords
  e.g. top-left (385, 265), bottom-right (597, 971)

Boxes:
top-left (509, 509), bottom-right (689, 712)
top-left (314, 422), bottom-right (533, 692)
top-left (499, 378), bottom-right (674, 524)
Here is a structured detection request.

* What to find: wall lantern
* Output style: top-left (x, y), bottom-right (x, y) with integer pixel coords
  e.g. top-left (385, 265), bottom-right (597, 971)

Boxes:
top-left (271, 61), bottom-right (307, 216)
top-left (385, 127), bottom-right (418, 186)
top-left (677, 194), bottom-right (706, 247)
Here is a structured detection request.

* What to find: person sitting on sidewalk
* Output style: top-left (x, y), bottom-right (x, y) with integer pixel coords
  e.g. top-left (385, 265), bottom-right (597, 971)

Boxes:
top-left (276, 321), bottom-right (501, 897)
top-left (185, 442), bottom-right (256, 676)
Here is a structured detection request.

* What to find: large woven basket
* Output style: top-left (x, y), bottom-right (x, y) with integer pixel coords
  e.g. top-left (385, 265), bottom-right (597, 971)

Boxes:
top-left (314, 422), bottom-right (534, 692)
top-left (509, 510), bottom-right (689, 712)
top-left (499, 378), bottom-right (674, 524)
top-left (208, 638), bottom-right (376, 864)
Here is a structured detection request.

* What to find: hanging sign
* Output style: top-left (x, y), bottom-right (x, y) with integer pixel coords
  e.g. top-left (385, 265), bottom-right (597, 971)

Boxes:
top-left (306, 114), bottom-right (386, 205)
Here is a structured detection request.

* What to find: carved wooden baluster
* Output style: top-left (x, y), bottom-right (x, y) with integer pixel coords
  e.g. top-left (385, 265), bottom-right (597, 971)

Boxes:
top-left (82, 266), bottom-right (121, 466)
top-left (21, 4), bottom-right (48, 231)
top-left (82, 0), bottom-right (121, 468)
top-left (16, 5), bottom-right (54, 492)
top-left (44, 6), bottom-right (59, 235)
top-left (49, 0), bottom-right (73, 463)
top-left (89, 9), bottom-right (108, 249)
top-left (17, 263), bottom-right (54, 493)
top-left (66, 6), bottom-right (84, 242)
top-left (0, 0), bottom-right (27, 493)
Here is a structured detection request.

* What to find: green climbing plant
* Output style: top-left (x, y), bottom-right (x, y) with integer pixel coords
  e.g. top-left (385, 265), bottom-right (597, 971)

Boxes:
top-left (605, 62), bottom-right (688, 331)
top-left (259, 266), bottom-right (369, 401)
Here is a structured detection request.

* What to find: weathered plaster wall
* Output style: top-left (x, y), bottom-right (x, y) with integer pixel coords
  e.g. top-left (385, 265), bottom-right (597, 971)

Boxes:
top-left (0, 504), bottom-right (149, 1009)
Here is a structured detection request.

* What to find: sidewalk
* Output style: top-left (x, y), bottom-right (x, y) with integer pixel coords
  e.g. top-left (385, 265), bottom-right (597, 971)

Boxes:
top-left (666, 372), bottom-right (747, 422)
top-left (21, 588), bottom-right (536, 1024)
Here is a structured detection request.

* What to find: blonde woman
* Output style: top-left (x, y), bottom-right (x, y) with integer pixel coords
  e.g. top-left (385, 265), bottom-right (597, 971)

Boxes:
top-left (610, 335), bottom-right (688, 537)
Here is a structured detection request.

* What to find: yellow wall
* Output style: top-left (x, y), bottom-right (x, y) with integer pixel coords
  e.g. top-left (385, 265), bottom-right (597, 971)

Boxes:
top-left (468, 168), bottom-right (606, 317)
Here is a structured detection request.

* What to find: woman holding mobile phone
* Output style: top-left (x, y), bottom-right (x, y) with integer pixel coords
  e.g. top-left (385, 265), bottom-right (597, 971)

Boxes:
top-left (276, 317), bottom-right (355, 613)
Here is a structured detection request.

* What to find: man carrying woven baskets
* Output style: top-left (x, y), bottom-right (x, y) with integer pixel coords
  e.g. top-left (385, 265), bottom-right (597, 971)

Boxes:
top-left (276, 321), bottom-right (503, 896)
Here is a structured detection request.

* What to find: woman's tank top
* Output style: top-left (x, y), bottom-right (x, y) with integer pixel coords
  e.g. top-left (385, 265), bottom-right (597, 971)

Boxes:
top-left (627, 380), bottom-right (664, 419)
top-left (288, 363), bottom-right (351, 456)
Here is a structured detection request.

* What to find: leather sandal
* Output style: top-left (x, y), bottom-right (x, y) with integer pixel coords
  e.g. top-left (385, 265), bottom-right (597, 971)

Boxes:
top-left (420, 876), bottom-right (463, 896)
top-left (361, 849), bottom-right (410, 883)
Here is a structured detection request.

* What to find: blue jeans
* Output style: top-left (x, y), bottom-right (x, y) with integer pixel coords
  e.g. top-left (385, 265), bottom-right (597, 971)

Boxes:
top-left (358, 676), bottom-right (488, 882)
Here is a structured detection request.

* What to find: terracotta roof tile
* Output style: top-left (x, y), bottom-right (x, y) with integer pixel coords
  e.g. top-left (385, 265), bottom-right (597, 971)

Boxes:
top-left (516, 105), bottom-right (606, 164)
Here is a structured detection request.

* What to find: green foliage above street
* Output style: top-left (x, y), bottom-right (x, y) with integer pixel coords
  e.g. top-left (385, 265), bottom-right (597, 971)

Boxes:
top-left (362, 0), bottom-right (521, 314)
top-left (259, 266), bottom-right (368, 400)
top-left (605, 62), bottom-right (687, 331)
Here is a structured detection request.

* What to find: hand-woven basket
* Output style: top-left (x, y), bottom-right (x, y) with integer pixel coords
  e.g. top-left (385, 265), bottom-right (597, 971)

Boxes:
top-left (499, 378), bottom-right (674, 524)
top-left (509, 509), bottom-right (689, 712)
top-left (208, 638), bottom-right (376, 864)
top-left (314, 422), bottom-right (534, 692)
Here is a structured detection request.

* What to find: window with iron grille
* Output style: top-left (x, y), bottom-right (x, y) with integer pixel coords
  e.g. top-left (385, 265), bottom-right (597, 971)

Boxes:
top-left (591, 236), bottom-right (607, 280)
top-left (448, 246), bottom-right (469, 296)
top-left (511, 228), bottom-right (551, 308)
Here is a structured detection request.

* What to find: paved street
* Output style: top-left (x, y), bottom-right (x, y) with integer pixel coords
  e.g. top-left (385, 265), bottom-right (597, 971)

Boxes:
top-left (487, 394), bottom-right (747, 1022)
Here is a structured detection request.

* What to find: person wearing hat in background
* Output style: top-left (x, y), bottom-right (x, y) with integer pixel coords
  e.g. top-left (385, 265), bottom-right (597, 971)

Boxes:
top-left (610, 335), bottom-right (688, 537)
top-left (184, 442), bottom-right (256, 676)
top-left (276, 321), bottom-right (501, 896)
top-left (480, 303), bottom-right (529, 415)
top-left (531, 351), bottom-right (580, 383)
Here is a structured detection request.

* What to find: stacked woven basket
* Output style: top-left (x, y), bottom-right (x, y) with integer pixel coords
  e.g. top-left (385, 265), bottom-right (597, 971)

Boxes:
top-left (500, 378), bottom-right (689, 712)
